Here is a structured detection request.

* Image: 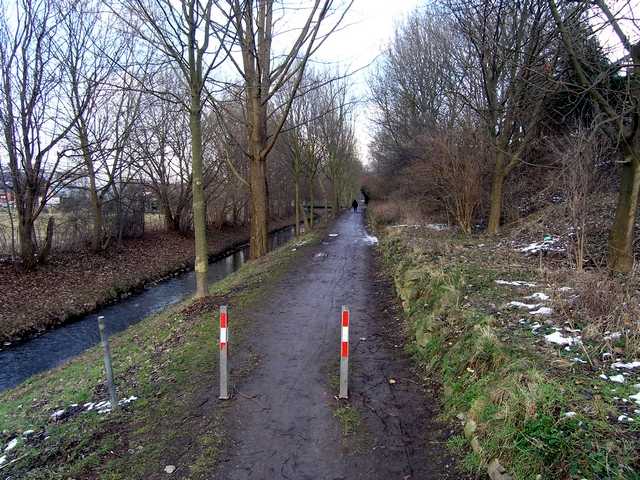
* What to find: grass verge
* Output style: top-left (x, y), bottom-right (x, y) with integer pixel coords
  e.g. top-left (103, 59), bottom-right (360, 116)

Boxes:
top-left (372, 217), bottom-right (639, 480)
top-left (0, 229), bottom-right (321, 479)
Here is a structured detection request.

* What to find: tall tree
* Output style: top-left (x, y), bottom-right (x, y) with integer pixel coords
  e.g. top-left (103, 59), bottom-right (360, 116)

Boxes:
top-left (550, 0), bottom-right (640, 272)
top-left (0, 0), bottom-right (84, 268)
top-left (113, 0), bottom-right (230, 297)
top-left (217, 0), bottom-right (353, 258)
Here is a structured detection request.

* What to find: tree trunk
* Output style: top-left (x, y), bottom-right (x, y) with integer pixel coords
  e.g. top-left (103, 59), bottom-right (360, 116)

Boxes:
top-left (38, 216), bottom-right (55, 264)
top-left (17, 189), bottom-right (37, 269)
top-left (309, 182), bottom-right (315, 229)
top-left (189, 95), bottom-right (209, 298)
top-left (294, 178), bottom-right (300, 236)
top-left (18, 213), bottom-right (36, 269)
top-left (249, 156), bottom-right (269, 258)
top-left (608, 154), bottom-right (640, 272)
top-left (79, 124), bottom-right (103, 252)
top-left (487, 164), bottom-right (506, 235)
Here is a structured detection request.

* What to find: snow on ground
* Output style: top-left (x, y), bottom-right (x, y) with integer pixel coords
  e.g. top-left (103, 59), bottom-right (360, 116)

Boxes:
top-left (612, 361), bottom-right (640, 370)
top-left (495, 280), bottom-right (537, 287)
top-left (526, 292), bottom-right (550, 301)
top-left (4, 438), bottom-right (17, 452)
top-left (0, 455), bottom-right (6, 466)
top-left (530, 307), bottom-right (553, 316)
top-left (630, 392), bottom-right (640, 405)
top-left (363, 234), bottom-right (379, 245)
top-left (507, 301), bottom-right (541, 310)
top-left (425, 224), bottom-right (448, 231)
top-left (545, 331), bottom-right (581, 346)
top-left (604, 332), bottom-right (622, 341)
top-left (610, 374), bottom-right (626, 384)
top-left (328, 234), bottom-right (339, 237)
top-left (519, 237), bottom-right (564, 254)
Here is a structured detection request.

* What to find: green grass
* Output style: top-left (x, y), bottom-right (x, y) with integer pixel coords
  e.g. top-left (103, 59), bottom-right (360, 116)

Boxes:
top-left (0, 229), bottom-right (322, 478)
top-left (376, 225), bottom-right (640, 480)
top-left (333, 405), bottom-right (361, 437)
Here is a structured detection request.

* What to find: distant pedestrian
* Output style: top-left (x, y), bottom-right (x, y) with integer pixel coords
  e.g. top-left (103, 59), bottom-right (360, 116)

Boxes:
top-left (352, 199), bottom-right (358, 213)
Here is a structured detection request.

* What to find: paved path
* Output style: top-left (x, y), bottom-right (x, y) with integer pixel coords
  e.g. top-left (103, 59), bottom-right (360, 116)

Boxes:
top-left (214, 211), bottom-right (464, 480)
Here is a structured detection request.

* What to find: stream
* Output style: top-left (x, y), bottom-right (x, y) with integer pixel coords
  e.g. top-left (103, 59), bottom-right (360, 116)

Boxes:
top-left (0, 226), bottom-right (296, 392)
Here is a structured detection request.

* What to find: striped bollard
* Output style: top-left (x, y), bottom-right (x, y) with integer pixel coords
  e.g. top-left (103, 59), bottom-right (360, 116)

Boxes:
top-left (339, 306), bottom-right (349, 399)
top-left (219, 306), bottom-right (230, 400)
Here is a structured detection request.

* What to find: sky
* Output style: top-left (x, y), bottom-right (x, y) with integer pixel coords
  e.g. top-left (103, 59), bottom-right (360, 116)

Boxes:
top-left (309, 0), bottom-right (424, 165)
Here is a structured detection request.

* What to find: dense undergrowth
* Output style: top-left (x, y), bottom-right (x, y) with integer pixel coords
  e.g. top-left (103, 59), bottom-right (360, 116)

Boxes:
top-left (0, 230), bottom-right (319, 479)
top-left (371, 206), bottom-right (640, 480)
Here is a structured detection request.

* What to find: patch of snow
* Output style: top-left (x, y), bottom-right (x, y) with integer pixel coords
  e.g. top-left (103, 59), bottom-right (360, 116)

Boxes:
top-left (495, 280), bottom-right (537, 287)
top-left (507, 301), bottom-right (541, 310)
top-left (520, 237), bottom-right (563, 254)
top-left (328, 233), bottom-right (339, 237)
top-left (84, 402), bottom-right (95, 411)
top-left (314, 252), bottom-right (327, 258)
top-left (564, 327), bottom-right (581, 333)
top-left (425, 223), bottom-right (448, 231)
top-left (599, 374), bottom-right (609, 380)
top-left (563, 411), bottom-right (577, 418)
top-left (363, 234), bottom-right (379, 245)
top-left (618, 415), bottom-right (632, 422)
top-left (610, 374), bottom-right (626, 384)
top-left (0, 455), bottom-right (6, 466)
top-left (165, 465), bottom-right (176, 474)
top-left (526, 292), bottom-right (550, 301)
top-left (531, 322), bottom-right (542, 333)
top-left (389, 224), bottom-right (421, 228)
top-left (612, 361), bottom-right (640, 370)
top-left (545, 331), bottom-right (580, 346)
top-left (50, 409), bottom-right (65, 421)
top-left (22, 430), bottom-right (34, 437)
top-left (630, 392), bottom-right (640, 405)
top-left (604, 331), bottom-right (622, 341)
top-left (530, 307), bottom-right (553, 316)
top-left (558, 286), bottom-right (573, 292)
top-left (4, 438), bottom-right (17, 452)
top-left (119, 396), bottom-right (138, 406)
top-left (572, 357), bottom-right (587, 364)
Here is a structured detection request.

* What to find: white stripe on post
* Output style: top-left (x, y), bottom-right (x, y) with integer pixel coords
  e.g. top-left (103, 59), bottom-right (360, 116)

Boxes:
top-left (339, 306), bottom-right (349, 399)
top-left (219, 305), bottom-right (230, 400)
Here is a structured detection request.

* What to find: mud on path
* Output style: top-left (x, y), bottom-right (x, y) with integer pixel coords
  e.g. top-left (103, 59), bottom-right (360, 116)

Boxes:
top-left (214, 211), bottom-right (468, 480)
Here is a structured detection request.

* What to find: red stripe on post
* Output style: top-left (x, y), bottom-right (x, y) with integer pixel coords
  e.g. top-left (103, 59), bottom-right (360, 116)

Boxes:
top-left (220, 310), bottom-right (227, 328)
top-left (341, 342), bottom-right (349, 358)
top-left (342, 309), bottom-right (349, 327)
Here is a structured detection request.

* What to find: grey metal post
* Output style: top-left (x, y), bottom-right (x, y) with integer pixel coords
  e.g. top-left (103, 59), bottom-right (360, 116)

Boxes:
top-left (97, 316), bottom-right (118, 409)
top-left (219, 306), bottom-right (230, 400)
top-left (339, 306), bottom-right (349, 399)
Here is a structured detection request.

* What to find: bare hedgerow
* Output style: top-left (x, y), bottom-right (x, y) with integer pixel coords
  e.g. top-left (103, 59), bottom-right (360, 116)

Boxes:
top-left (548, 128), bottom-right (610, 271)
top-left (558, 271), bottom-right (640, 354)
top-left (409, 126), bottom-right (486, 234)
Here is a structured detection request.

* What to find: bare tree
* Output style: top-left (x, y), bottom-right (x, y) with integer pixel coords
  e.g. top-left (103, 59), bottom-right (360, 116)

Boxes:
top-left (216, 0), bottom-right (353, 258)
top-left (0, 0), bottom-right (86, 268)
top-left (446, 0), bottom-right (558, 234)
top-left (550, 0), bottom-right (640, 272)
top-left (113, 0), bottom-right (230, 297)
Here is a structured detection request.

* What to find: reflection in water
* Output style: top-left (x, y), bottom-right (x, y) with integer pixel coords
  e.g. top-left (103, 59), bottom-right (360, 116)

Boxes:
top-left (0, 226), bottom-right (296, 391)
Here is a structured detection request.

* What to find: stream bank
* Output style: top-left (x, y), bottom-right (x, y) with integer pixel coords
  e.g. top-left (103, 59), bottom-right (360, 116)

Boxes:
top-left (0, 217), bottom-right (300, 345)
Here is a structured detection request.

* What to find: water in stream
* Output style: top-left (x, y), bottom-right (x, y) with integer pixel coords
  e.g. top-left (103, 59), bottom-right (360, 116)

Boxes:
top-left (0, 226), bottom-right (296, 391)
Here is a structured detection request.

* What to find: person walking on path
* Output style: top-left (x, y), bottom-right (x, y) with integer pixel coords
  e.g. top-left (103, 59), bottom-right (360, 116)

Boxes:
top-left (352, 199), bottom-right (358, 213)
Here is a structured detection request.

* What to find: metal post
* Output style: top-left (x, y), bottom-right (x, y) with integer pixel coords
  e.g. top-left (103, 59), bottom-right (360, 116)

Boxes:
top-left (339, 306), bottom-right (349, 399)
top-left (219, 306), bottom-right (230, 400)
top-left (97, 316), bottom-right (118, 409)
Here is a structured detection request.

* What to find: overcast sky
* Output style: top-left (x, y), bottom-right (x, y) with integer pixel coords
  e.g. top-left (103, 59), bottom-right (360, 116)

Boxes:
top-left (310, 0), bottom-right (423, 165)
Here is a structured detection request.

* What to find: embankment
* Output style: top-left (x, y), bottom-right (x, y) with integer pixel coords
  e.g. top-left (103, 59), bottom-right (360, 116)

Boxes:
top-left (372, 214), bottom-right (639, 479)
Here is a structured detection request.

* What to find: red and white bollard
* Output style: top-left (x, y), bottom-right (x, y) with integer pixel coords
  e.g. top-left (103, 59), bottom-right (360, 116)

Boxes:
top-left (339, 305), bottom-right (349, 399)
top-left (219, 305), bottom-right (230, 400)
